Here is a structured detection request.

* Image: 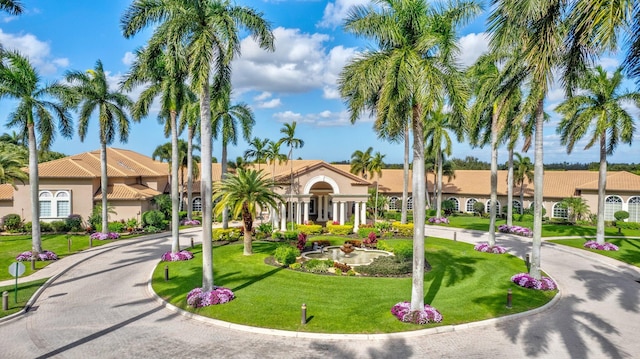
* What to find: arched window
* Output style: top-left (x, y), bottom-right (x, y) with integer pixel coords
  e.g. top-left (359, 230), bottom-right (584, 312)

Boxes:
top-left (466, 198), bottom-right (478, 213)
top-left (604, 195), bottom-right (623, 221)
top-left (39, 191), bottom-right (53, 217)
top-left (512, 200), bottom-right (523, 215)
top-left (629, 196), bottom-right (640, 223)
top-left (486, 200), bottom-right (501, 215)
top-left (407, 196), bottom-right (413, 210)
top-left (552, 202), bottom-right (568, 219)
top-left (55, 191), bottom-right (71, 217)
top-left (448, 197), bottom-right (459, 212)
top-left (388, 196), bottom-right (399, 211)
top-left (192, 197), bottom-right (202, 212)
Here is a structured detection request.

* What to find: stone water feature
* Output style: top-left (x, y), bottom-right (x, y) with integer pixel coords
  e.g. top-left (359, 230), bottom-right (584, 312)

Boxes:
top-left (302, 246), bottom-right (393, 266)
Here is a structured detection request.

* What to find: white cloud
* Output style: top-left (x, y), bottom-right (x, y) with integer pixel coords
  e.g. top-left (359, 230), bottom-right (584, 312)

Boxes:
top-left (598, 57), bottom-right (620, 70)
top-left (253, 91), bottom-right (272, 101)
top-left (122, 51), bottom-right (136, 66)
top-left (457, 32), bottom-right (489, 68)
top-left (257, 98), bottom-right (282, 109)
top-left (232, 27), bottom-right (357, 98)
top-left (273, 109), bottom-right (373, 127)
top-left (318, 0), bottom-right (370, 29)
top-left (0, 29), bottom-right (68, 75)
top-left (2, 15), bottom-right (18, 23)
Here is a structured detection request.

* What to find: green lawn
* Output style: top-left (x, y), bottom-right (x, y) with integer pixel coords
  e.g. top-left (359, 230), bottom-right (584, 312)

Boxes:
top-left (444, 215), bottom-right (640, 238)
top-left (0, 278), bottom-right (49, 317)
top-left (549, 237), bottom-right (640, 267)
top-left (152, 237), bottom-right (556, 334)
top-left (0, 233), bottom-right (123, 281)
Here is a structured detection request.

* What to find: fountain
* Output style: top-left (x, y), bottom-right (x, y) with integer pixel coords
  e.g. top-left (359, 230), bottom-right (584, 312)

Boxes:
top-left (302, 245), bottom-right (393, 266)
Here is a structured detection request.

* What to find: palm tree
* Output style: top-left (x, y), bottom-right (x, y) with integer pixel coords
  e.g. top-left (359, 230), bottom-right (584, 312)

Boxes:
top-left (122, 0), bottom-right (274, 292)
top-left (213, 168), bottom-right (282, 255)
top-left (122, 36), bottom-right (190, 253)
top-left (243, 137), bottom-right (268, 170)
top-left (0, 150), bottom-right (27, 187)
top-left (212, 84), bottom-right (255, 229)
top-left (560, 197), bottom-right (590, 225)
top-left (179, 96), bottom-right (200, 220)
top-left (0, 51), bottom-right (73, 255)
top-left (375, 122), bottom-right (410, 223)
top-left (278, 121), bottom-right (304, 230)
top-left (424, 105), bottom-right (456, 220)
top-left (339, 0), bottom-right (480, 316)
top-left (369, 151), bottom-right (385, 222)
top-left (66, 60), bottom-right (133, 236)
top-left (513, 153), bottom-right (533, 216)
top-left (228, 156), bottom-right (249, 171)
top-left (152, 140), bottom-right (200, 213)
top-left (556, 65), bottom-right (639, 245)
top-left (0, 0), bottom-right (22, 15)
top-left (349, 147), bottom-right (373, 178)
top-left (264, 140), bottom-right (287, 229)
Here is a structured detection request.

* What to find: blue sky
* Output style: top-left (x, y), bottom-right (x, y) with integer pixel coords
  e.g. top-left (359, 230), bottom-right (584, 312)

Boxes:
top-left (0, 0), bottom-right (638, 165)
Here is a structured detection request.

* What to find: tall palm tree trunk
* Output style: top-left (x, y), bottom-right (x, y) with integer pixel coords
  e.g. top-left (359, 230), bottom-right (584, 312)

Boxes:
top-left (410, 107), bottom-right (426, 313)
top-left (596, 134), bottom-right (607, 244)
top-left (507, 147), bottom-right (514, 227)
top-left (401, 125), bottom-right (409, 224)
top-left (221, 143), bottom-right (229, 229)
top-left (200, 82), bottom-right (214, 291)
top-left (28, 124), bottom-right (42, 255)
top-left (187, 127), bottom-right (194, 220)
top-left (170, 111), bottom-right (180, 253)
top-left (289, 147), bottom-right (294, 230)
top-left (530, 99), bottom-right (544, 280)
top-left (436, 151), bottom-right (443, 217)
top-left (488, 111), bottom-right (498, 247)
top-left (101, 142), bottom-right (109, 235)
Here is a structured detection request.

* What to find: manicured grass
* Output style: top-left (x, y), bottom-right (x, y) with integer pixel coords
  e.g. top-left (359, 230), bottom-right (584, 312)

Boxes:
top-left (0, 278), bottom-right (49, 317)
top-left (549, 237), bottom-right (640, 267)
top-left (444, 215), bottom-right (640, 238)
top-left (152, 237), bottom-right (556, 334)
top-left (0, 233), bottom-right (125, 281)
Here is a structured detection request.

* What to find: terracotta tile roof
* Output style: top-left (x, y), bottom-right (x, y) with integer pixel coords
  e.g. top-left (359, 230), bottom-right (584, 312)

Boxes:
top-left (576, 171), bottom-right (640, 192)
top-left (259, 160), bottom-right (370, 185)
top-left (332, 165), bottom-right (415, 194)
top-left (94, 183), bottom-right (162, 200)
top-left (35, 148), bottom-right (168, 178)
top-left (0, 184), bottom-right (13, 200)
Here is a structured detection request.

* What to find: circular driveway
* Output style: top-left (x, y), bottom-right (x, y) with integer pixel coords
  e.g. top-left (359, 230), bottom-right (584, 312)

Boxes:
top-left (1, 227), bottom-right (639, 358)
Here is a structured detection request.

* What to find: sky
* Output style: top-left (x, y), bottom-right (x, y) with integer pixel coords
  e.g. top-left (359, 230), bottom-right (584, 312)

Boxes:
top-left (0, 0), bottom-right (638, 166)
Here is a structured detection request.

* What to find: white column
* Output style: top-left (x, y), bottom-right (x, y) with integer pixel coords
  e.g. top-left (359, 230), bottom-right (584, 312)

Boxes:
top-left (361, 201), bottom-right (367, 225)
top-left (296, 202), bottom-right (302, 224)
top-left (332, 201), bottom-right (338, 223)
top-left (281, 203), bottom-right (287, 230)
top-left (304, 201), bottom-right (309, 224)
top-left (317, 195), bottom-right (324, 221)
top-left (324, 196), bottom-right (330, 221)
top-left (353, 202), bottom-right (360, 232)
top-left (271, 206), bottom-right (279, 231)
top-left (340, 202), bottom-right (346, 225)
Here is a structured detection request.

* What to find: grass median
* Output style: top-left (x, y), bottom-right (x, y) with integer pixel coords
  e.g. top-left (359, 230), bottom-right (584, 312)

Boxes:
top-left (548, 237), bottom-right (640, 267)
top-left (152, 237), bottom-right (556, 334)
top-left (0, 278), bottom-right (49, 317)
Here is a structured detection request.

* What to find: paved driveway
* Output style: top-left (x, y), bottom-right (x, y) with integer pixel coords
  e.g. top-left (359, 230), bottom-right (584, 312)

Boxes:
top-left (1, 227), bottom-right (639, 358)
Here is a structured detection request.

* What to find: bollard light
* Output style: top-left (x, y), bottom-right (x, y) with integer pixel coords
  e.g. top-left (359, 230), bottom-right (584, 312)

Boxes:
top-left (164, 265), bottom-right (169, 281)
top-left (506, 288), bottom-right (512, 309)
top-left (191, 238), bottom-right (194, 248)
top-left (2, 291), bottom-right (8, 311)
top-left (453, 232), bottom-right (457, 241)
top-left (67, 235), bottom-right (72, 252)
top-left (301, 303), bottom-right (307, 325)
top-left (525, 254), bottom-right (530, 271)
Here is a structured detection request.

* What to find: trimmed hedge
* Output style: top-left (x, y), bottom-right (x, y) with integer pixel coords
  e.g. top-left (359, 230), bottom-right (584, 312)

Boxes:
top-left (326, 223), bottom-right (352, 235)
top-left (357, 227), bottom-right (380, 238)
top-left (297, 224), bottom-right (323, 235)
top-left (392, 222), bottom-right (414, 236)
top-left (212, 228), bottom-right (241, 241)
top-left (273, 245), bottom-right (299, 267)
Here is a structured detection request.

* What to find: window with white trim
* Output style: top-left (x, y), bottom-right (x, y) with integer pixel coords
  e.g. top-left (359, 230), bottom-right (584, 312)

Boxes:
top-left (628, 196), bottom-right (640, 223)
top-left (192, 197), bottom-right (202, 212)
top-left (466, 198), bottom-right (478, 213)
top-left (407, 196), bottom-right (413, 210)
top-left (486, 200), bottom-right (501, 215)
top-left (512, 200), bottom-right (523, 215)
top-left (604, 195), bottom-right (623, 221)
top-left (39, 190), bottom-right (71, 218)
top-left (39, 191), bottom-right (52, 217)
top-left (552, 202), bottom-right (568, 219)
top-left (388, 196), bottom-right (399, 211)
top-left (448, 197), bottom-right (459, 212)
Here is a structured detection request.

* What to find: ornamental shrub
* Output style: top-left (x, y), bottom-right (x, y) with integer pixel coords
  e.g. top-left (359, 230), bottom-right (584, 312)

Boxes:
top-left (357, 227), bottom-right (380, 238)
top-left (297, 233), bottom-right (308, 251)
top-left (356, 256), bottom-right (412, 276)
top-left (273, 245), bottom-right (299, 267)
top-left (2, 213), bottom-right (22, 232)
top-left (212, 228), bottom-right (242, 241)
top-left (40, 221), bottom-right (54, 233)
top-left (391, 222), bottom-right (413, 237)
top-left (142, 210), bottom-right (165, 228)
top-left (297, 224), bottom-right (323, 235)
top-left (326, 224), bottom-right (352, 235)
top-left (304, 259), bottom-right (333, 273)
top-left (66, 214), bottom-right (84, 232)
top-left (50, 221), bottom-right (69, 233)
top-left (282, 230), bottom-right (299, 241)
top-left (393, 243), bottom-right (413, 261)
top-left (108, 221), bottom-right (126, 233)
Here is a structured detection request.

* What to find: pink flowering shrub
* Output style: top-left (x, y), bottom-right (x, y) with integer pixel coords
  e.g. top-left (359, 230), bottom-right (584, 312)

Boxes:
top-left (90, 232), bottom-right (120, 240)
top-left (391, 301), bottom-right (443, 324)
top-left (498, 225), bottom-right (533, 237)
top-left (427, 217), bottom-right (449, 225)
top-left (583, 240), bottom-right (619, 251)
top-left (161, 250), bottom-right (194, 262)
top-left (297, 232), bottom-right (308, 251)
top-left (474, 242), bottom-right (507, 254)
top-left (181, 219), bottom-right (201, 226)
top-left (187, 287), bottom-right (235, 308)
top-left (511, 273), bottom-right (557, 290)
top-left (363, 231), bottom-right (378, 247)
top-left (16, 250), bottom-right (58, 261)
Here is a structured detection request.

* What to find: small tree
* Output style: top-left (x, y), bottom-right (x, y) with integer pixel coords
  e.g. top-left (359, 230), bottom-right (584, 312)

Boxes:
top-left (441, 200), bottom-right (456, 216)
top-left (614, 210), bottom-right (629, 234)
top-left (473, 201), bottom-right (485, 216)
top-left (560, 197), bottom-right (590, 224)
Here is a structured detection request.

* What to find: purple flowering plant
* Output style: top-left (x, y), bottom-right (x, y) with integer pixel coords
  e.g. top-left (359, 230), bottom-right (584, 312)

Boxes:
top-left (427, 217), bottom-right (449, 225)
top-left (583, 240), bottom-right (619, 251)
top-left (90, 232), bottom-right (120, 240)
top-left (187, 287), bottom-right (235, 308)
top-left (16, 250), bottom-right (58, 261)
top-left (498, 225), bottom-right (533, 237)
top-left (391, 301), bottom-right (443, 324)
top-left (161, 250), bottom-right (194, 262)
top-left (511, 273), bottom-right (557, 291)
top-left (474, 242), bottom-right (507, 254)
top-left (181, 219), bottom-right (201, 226)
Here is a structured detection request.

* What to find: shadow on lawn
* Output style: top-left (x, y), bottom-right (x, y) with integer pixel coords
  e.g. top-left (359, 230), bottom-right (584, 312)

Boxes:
top-left (424, 249), bottom-right (478, 304)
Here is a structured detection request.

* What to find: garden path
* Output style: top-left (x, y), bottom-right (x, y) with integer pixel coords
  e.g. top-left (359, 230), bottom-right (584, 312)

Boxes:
top-left (0, 225), bottom-right (638, 358)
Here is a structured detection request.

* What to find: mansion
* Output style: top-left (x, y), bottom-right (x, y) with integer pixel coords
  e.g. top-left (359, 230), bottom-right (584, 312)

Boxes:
top-left (1, 148), bottom-right (639, 229)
